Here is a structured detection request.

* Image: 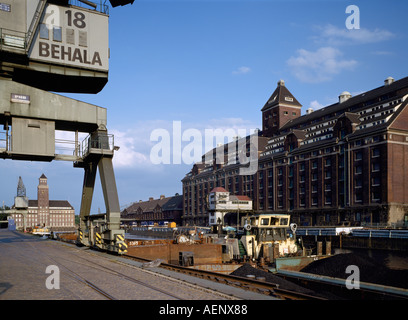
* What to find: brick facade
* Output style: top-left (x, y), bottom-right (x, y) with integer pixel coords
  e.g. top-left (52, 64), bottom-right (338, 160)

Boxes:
top-left (182, 77), bottom-right (408, 227)
top-left (121, 194), bottom-right (183, 226)
top-left (11, 174), bottom-right (75, 230)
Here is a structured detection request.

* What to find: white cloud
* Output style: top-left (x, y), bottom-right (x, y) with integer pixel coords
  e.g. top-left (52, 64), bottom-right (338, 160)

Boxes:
top-left (315, 24), bottom-right (395, 46)
top-left (109, 118), bottom-right (260, 169)
top-left (309, 100), bottom-right (324, 110)
top-left (287, 47), bottom-right (357, 83)
top-left (110, 129), bottom-right (149, 169)
top-left (232, 66), bottom-right (251, 75)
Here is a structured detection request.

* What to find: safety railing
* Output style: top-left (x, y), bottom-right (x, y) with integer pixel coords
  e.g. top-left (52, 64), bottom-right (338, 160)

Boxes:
top-left (0, 28), bottom-right (27, 52)
top-left (81, 133), bottom-right (114, 158)
top-left (55, 138), bottom-right (81, 157)
top-left (352, 229), bottom-right (408, 239)
top-left (0, 131), bottom-right (10, 152)
top-left (68, 0), bottom-right (109, 14)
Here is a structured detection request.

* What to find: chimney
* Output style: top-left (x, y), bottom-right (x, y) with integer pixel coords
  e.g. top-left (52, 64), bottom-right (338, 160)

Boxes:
top-left (339, 91), bottom-right (352, 103)
top-left (139, 200), bottom-right (142, 203)
top-left (277, 79), bottom-right (285, 87)
top-left (149, 197), bottom-right (154, 201)
top-left (306, 107), bottom-right (314, 115)
top-left (160, 195), bottom-right (165, 200)
top-left (384, 76), bottom-right (394, 86)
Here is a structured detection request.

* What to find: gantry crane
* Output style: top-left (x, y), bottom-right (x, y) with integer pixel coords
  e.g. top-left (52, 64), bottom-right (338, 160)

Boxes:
top-left (0, 0), bottom-right (134, 254)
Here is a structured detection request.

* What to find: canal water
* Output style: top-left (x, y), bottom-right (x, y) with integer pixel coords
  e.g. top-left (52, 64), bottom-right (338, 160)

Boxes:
top-left (335, 247), bottom-right (408, 271)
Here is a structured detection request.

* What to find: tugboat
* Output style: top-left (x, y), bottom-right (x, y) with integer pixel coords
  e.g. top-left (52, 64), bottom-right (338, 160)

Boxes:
top-left (207, 187), bottom-right (302, 264)
top-left (239, 213), bottom-right (300, 260)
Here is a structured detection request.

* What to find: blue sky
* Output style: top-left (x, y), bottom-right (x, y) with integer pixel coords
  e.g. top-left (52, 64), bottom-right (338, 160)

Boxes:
top-left (1, 0), bottom-right (407, 214)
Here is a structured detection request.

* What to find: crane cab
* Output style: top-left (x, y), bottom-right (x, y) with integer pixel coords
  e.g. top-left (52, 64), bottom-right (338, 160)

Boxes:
top-left (0, 0), bottom-right (109, 93)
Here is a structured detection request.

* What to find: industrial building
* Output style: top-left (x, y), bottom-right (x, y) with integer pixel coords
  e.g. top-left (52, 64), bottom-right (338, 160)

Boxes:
top-left (182, 76), bottom-right (408, 228)
top-left (208, 187), bottom-right (252, 227)
top-left (121, 194), bottom-right (183, 227)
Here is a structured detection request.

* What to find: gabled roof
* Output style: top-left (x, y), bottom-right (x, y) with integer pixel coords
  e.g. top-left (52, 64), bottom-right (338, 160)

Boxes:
top-left (339, 112), bottom-right (361, 124)
top-left (261, 80), bottom-right (302, 112)
top-left (122, 195), bottom-right (183, 215)
top-left (161, 195), bottom-right (183, 211)
top-left (230, 195), bottom-right (252, 201)
top-left (288, 129), bottom-right (306, 140)
top-left (210, 187), bottom-right (228, 193)
top-left (280, 76), bottom-right (408, 131)
top-left (40, 174), bottom-right (47, 179)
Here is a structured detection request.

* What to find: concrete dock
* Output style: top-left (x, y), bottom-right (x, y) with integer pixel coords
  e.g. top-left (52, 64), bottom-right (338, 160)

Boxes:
top-left (0, 229), bottom-right (276, 300)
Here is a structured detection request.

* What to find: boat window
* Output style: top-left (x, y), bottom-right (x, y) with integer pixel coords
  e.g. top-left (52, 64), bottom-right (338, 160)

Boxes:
top-left (261, 218), bottom-right (269, 226)
top-left (270, 217), bottom-right (279, 225)
top-left (250, 217), bottom-right (259, 226)
top-left (280, 218), bottom-right (288, 226)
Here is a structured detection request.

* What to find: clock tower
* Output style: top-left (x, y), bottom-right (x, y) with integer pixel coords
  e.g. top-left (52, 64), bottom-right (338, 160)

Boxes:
top-left (37, 174), bottom-right (50, 227)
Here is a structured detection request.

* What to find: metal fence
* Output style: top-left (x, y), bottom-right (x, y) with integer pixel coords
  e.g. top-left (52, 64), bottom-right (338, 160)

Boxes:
top-left (351, 229), bottom-right (408, 239)
top-left (295, 228), bottom-right (338, 236)
top-left (68, 0), bottom-right (109, 14)
top-left (55, 138), bottom-right (81, 156)
top-left (295, 227), bottom-right (408, 239)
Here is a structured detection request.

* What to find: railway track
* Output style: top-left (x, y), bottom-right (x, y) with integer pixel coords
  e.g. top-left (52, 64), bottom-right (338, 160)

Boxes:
top-left (122, 254), bottom-right (408, 300)
top-left (10, 232), bottom-right (119, 300)
top-left (10, 232), bottom-right (232, 300)
top-left (50, 251), bottom-right (187, 300)
top-left (123, 254), bottom-right (326, 300)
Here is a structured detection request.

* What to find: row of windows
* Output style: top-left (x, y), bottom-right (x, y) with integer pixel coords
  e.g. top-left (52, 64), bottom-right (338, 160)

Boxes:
top-left (186, 162), bottom-right (382, 197)
top-left (39, 23), bottom-right (89, 47)
top-left (260, 190), bottom-right (382, 210)
top-left (40, 24), bottom-right (62, 42)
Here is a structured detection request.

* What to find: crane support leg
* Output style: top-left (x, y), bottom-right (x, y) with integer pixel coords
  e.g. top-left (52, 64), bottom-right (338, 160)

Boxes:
top-left (77, 153), bottom-right (127, 254)
top-left (77, 160), bottom-right (98, 247)
top-left (98, 156), bottom-right (127, 254)
top-left (99, 157), bottom-right (121, 231)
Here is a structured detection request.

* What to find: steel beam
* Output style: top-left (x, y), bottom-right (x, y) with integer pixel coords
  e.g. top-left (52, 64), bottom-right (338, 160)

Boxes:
top-left (98, 156), bottom-right (121, 231)
top-left (78, 159), bottom-right (98, 245)
top-left (0, 78), bottom-right (107, 132)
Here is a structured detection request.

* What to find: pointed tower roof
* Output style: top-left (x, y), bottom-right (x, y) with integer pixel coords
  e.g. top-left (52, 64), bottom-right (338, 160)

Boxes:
top-left (17, 176), bottom-right (26, 197)
top-left (40, 173), bottom-right (47, 179)
top-left (261, 80), bottom-right (302, 111)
